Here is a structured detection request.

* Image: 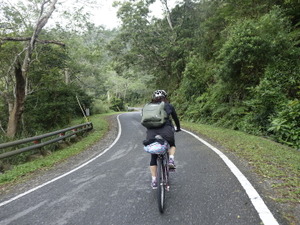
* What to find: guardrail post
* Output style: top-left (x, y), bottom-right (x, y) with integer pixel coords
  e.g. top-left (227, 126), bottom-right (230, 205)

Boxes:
top-left (27, 139), bottom-right (43, 161)
top-left (33, 139), bottom-right (51, 156)
top-left (71, 128), bottom-right (77, 139)
top-left (58, 132), bottom-right (65, 143)
top-left (33, 140), bottom-right (40, 144)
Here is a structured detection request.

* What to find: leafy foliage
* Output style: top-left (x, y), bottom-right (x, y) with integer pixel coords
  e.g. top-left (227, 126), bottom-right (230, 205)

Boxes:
top-left (1, 0), bottom-right (300, 149)
top-left (23, 84), bottom-right (92, 135)
top-left (109, 1), bottom-right (300, 148)
top-left (269, 100), bottom-right (300, 149)
top-left (109, 97), bottom-right (125, 112)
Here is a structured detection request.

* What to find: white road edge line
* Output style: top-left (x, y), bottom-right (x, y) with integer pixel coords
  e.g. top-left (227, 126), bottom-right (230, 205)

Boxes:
top-left (182, 128), bottom-right (279, 225)
top-left (0, 114), bottom-right (122, 208)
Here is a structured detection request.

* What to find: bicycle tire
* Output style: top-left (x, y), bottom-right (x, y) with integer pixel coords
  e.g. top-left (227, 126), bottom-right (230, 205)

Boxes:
top-left (157, 157), bottom-right (165, 213)
top-left (164, 155), bottom-right (170, 191)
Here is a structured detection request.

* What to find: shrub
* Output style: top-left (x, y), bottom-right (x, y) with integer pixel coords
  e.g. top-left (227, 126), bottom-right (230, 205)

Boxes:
top-left (92, 99), bottom-right (111, 114)
top-left (109, 97), bottom-right (125, 111)
top-left (23, 84), bottom-right (92, 135)
top-left (268, 100), bottom-right (300, 149)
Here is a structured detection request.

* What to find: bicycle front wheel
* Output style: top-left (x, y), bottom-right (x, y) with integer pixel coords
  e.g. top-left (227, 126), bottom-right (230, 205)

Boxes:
top-left (157, 158), bottom-right (165, 213)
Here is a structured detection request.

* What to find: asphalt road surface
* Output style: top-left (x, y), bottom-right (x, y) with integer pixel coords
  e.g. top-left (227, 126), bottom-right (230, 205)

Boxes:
top-left (0, 112), bottom-right (281, 225)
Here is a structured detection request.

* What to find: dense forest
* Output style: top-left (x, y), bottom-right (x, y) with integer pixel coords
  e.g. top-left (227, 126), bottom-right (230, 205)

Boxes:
top-left (0, 0), bottom-right (299, 149)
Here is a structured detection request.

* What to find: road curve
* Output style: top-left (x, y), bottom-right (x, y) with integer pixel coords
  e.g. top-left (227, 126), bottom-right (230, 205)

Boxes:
top-left (0, 112), bottom-right (282, 225)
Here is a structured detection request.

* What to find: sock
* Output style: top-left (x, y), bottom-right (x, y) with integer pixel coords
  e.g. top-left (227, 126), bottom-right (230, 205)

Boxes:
top-left (152, 176), bottom-right (156, 181)
top-left (169, 155), bottom-right (174, 160)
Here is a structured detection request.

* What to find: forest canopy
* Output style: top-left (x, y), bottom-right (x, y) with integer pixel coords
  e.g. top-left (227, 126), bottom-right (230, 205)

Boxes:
top-left (0, 0), bottom-right (299, 149)
top-left (110, 0), bottom-right (300, 149)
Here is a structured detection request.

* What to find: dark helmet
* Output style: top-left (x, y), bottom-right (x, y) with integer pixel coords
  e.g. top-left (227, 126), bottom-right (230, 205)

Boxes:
top-left (153, 90), bottom-right (167, 99)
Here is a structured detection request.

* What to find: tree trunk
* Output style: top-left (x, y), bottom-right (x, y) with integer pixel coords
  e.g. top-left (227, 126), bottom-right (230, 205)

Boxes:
top-left (160, 0), bottom-right (173, 30)
top-left (5, 0), bottom-right (59, 137)
top-left (65, 68), bottom-right (70, 84)
top-left (6, 63), bottom-right (26, 137)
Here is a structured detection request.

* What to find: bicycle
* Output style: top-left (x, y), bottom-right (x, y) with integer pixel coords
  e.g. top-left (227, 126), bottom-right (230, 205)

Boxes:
top-left (143, 135), bottom-right (172, 213)
top-left (156, 149), bottom-right (170, 213)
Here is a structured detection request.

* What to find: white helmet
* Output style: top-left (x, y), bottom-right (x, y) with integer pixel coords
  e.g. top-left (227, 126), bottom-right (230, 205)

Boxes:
top-left (153, 90), bottom-right (167, 98)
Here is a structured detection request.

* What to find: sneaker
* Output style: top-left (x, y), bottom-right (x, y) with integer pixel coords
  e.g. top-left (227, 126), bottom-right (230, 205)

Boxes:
top-left (151, 180), bottom-right (158, 189)
top-left (168, 159), bottom-right (176, 169)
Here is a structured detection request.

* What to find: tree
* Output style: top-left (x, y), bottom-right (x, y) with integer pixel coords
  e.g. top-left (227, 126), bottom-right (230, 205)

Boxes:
top-left (109, 0), bottom-right (198, 92)
top-left (0, 0), bottom-right (63, 137)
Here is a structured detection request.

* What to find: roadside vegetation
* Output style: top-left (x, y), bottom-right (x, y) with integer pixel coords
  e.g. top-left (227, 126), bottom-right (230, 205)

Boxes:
top-left (0, 113), bottom-right (113, 186)
top-left (1, 0), bottom-right (299, 148)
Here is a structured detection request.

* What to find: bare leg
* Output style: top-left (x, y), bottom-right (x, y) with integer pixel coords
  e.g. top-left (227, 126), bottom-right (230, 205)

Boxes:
top-left (169, 146), bottom-right (176, 156)
top-left (150, 165), bottom-right (157, 177)
top-left (168, 146), bottom-right (176, 168)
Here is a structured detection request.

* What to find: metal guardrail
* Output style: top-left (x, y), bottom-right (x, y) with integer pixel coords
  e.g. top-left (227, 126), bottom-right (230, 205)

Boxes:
top-left (0, 122), bottom-right (93, 159)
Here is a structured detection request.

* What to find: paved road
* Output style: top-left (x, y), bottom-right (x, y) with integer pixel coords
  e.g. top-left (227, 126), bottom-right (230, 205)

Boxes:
top-left (0, 112), bottom-right (281, 225)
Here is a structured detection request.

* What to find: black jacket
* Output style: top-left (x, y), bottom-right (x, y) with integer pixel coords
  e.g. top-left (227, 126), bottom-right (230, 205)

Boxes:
top-left (164, 102), bottom-right (180, 130)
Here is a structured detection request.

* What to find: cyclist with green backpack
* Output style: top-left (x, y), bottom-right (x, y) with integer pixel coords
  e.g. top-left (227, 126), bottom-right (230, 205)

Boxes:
top-left (141, 90), bottom-right (181, 189)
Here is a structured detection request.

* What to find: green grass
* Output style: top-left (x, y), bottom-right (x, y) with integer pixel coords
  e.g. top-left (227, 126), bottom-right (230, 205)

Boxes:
top-left (0, 113), bottom-right (118, 186)
top-left (182, 121), bottom-right (300, 204)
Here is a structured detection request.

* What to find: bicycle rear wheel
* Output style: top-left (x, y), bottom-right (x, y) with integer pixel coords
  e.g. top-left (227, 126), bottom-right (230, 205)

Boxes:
top-left (157, 157), bottom-right (165, 213)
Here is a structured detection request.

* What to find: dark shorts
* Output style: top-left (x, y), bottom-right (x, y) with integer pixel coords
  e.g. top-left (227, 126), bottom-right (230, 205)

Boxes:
top-left (146, 124), bottom-right (175, 147)
top-left (147, 124), bottom-right (175, 167)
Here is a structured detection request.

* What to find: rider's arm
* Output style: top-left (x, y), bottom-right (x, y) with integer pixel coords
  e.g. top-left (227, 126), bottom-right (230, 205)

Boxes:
top-left (170, 105), bottom-right (181, 131)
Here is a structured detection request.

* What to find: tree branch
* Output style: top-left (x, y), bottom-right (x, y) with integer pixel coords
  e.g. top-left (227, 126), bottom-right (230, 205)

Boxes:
top-left (0, 121), bottom-right (6, 134)
top-left (37, 39), bottom-right (65, 46)
top-left (0, 37), bottom-right (65, 47)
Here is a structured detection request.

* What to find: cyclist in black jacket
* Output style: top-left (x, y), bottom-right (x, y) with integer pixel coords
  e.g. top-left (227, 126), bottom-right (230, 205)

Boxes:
top-left (145, 90), bottom-right (181, 189)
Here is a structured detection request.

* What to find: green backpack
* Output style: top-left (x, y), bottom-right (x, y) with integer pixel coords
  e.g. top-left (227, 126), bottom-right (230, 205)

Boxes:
top-left (141, 102), bottom-right (168, 128)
